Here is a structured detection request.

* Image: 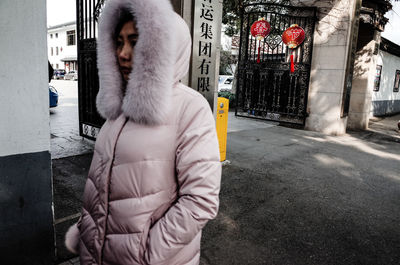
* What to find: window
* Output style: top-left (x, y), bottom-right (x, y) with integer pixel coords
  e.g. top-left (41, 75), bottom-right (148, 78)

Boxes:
top-left (56, 47), bottom-right (58, 55)
top-left (51, 47), bottom-right (53, 56)
top-left (55, 33), bottom-right (58, 38)
top-left (50, 34), bottom-right (53, 39)
top-left (67, 30), bottom-right (76, 46)
top-left (56, 64), bottom-right (59, 69)
top-left (373, 65), bottom-right (382, 91)
top-left (394, 70), bottom-right (400, 92)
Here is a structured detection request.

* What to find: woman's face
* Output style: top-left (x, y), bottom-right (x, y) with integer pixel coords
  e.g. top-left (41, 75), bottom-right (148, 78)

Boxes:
top-left (116, 20), bottom-right (138, 82)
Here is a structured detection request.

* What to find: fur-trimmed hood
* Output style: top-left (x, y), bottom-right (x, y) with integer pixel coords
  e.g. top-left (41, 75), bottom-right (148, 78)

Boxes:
top-left (96, 0), bottom-right (192, 125)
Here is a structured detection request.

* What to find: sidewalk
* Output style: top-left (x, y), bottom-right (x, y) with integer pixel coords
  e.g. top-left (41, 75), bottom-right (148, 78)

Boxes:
top-left (50, 79), bottom-right (94, 160)
top-left (368, 113), bottom-right (400, 141)
top-left (54, 113), bottom-right (400, 265)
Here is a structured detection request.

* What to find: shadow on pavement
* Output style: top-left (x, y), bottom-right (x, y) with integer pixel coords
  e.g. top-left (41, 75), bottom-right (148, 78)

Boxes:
top-left (53, 114), bottom-right (400, 265)
top-left (200, 125), bottom-right (400, 265)
top-left (53, 153), bottom-right (92, 263)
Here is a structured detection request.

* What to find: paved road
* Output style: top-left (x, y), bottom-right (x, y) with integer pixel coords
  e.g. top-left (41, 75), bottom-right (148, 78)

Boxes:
top-left (50, 80), bottom-right (94, 159)
top-left (49, 79), bottom-right (400, 264)
top-left (53, 109), bottom-right (400, 264)
top-left (201, 122), bottom-right (400, 265)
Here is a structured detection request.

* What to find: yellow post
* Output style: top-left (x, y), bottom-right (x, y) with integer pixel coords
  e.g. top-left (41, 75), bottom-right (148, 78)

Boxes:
top-left (216, 97), bottom-right (229, 162)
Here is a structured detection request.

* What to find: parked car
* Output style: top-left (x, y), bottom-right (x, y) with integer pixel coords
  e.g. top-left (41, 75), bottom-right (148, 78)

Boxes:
top-left (53, 69), bottom-right (66, 79)
top-left (218, 75), bottom-right (234, 92)
top-left (49, 85), bottom-right (58, 108)
top-left (64, 70), bottom-right (78, 80)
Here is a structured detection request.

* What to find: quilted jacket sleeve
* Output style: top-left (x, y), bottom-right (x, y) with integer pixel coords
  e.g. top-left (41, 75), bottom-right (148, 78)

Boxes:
top-left (65, 221), bottom-right (80, 254)
top-left (145, 94), bottom-right (222, 264)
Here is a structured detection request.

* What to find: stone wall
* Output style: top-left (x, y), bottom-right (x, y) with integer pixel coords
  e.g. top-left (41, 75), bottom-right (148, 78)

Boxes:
top-left (290, 0), bottom-right (360, 134)
top-left (347, 23), bottom-right (378, 129)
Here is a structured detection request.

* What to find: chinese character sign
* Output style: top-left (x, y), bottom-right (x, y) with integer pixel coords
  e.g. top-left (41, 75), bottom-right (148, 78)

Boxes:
top-left (191, 0), bottom-right (222, 111)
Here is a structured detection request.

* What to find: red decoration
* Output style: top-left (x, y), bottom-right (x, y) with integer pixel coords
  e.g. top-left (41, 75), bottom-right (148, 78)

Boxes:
top-left (282, 24), bottom-right (305, 73)
top-left (290, 54), bottom-right (295, 72)
top-left (250, 18), bottom-right (271, 63)
top-left (282, 24), bottom-right (305, 49)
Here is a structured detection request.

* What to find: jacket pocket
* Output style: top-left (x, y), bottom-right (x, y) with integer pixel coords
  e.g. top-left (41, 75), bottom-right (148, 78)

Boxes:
top-left (139, 218), bottom-right (152, 265)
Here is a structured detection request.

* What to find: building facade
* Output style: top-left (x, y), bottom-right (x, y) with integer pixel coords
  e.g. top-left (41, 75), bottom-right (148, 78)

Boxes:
top-left (48, 21), bottom-right (78, 71)
top-left (348, 0), bottom-right (393, 129)
top-left (372, 37), bottom-right (400, 116)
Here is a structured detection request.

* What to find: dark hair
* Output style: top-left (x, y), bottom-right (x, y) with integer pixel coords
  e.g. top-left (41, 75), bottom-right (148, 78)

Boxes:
top-left (113, 9), bottom-right (135, 41)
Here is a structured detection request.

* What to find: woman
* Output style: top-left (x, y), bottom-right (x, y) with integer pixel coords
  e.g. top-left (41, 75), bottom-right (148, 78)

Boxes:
top-left (65, 0), bottom-right (221, 264)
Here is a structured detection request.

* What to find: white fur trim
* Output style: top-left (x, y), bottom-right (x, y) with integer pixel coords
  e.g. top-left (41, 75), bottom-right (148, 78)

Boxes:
top-left (96, 0), bottom-right (176, 125)
top-left (65, 223), bottom-right (80, 254)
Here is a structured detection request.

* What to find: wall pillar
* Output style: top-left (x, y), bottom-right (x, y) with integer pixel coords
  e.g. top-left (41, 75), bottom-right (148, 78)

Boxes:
top-left (0, 0), bottom-right (54, 263)
top-left (172, 0), bottom-right (222, 113)
top-left (347, 26), bottom-right (380, 129)
top-left (170, 0), bottom-right (194, 86)
top-left (346, 0), bottom-right (392, 129)
top-left (298, 0), bottom-right (361, 135)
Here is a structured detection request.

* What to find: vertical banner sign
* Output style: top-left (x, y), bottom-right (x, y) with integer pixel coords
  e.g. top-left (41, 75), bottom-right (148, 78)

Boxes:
top-left (191, 0), bottom-right (223, 112)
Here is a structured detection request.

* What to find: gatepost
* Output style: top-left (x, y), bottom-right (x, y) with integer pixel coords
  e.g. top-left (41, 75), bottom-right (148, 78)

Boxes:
top-left (191, 0), bottom-right (223, 113)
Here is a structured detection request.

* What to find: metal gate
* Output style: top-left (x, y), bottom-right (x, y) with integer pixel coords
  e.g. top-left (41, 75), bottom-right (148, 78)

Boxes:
top-left (236, 3), bottom-right (316, 125)
top-left (77, 0), bottom-right (105, 140)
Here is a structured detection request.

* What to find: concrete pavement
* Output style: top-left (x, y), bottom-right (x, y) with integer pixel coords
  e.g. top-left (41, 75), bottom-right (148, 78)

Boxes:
top-left (52, 109), bottom-right (400, 264)
top-left (50, 80), bottom-right (94, 159)
top-left (369, 114), bottom-right (400, 141)
top-left (201, 114), bottom-right (400, 265)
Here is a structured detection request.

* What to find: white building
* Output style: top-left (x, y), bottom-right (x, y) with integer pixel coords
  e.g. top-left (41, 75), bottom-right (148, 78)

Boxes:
top-left (48, 21), bottom-right (77, 71)
top-left (372, 37), bottom-right (400, 116)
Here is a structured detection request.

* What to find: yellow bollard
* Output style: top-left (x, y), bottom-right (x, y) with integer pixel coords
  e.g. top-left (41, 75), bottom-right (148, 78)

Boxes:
top-left (216, 97), bottom-right (229, 162)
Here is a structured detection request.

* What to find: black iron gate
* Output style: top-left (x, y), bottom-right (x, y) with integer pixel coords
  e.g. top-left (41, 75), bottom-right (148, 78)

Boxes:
top-left (236, 3), bottom-right (316, 125)
top-left (76, 0), bottom-right (105, 140)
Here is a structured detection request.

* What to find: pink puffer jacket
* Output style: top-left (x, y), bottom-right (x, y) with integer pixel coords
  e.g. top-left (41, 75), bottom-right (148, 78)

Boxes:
top-left (65, 0), bottom-right (221, 264)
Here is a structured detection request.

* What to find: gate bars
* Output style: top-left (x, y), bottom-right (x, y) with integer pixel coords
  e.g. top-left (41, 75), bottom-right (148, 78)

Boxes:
top-left (77, 0), bottom-right (104, 140)
top-left (236, 3), bottom-right (316, 125)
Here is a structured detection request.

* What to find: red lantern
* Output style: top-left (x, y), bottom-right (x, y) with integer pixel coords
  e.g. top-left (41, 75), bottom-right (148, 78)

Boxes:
top-left (250, 18), bottom-right (271, 63)
top-left (282, 24), bottom-right (305, 73)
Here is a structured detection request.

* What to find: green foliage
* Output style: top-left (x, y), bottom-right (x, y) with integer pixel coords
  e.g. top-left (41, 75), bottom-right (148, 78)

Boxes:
top-left (222, 0), bottom-right (293, 37)
top-left (218, 91), bottom-right (236, 108)
top-left (222, 0), bottom-right (243, 37)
